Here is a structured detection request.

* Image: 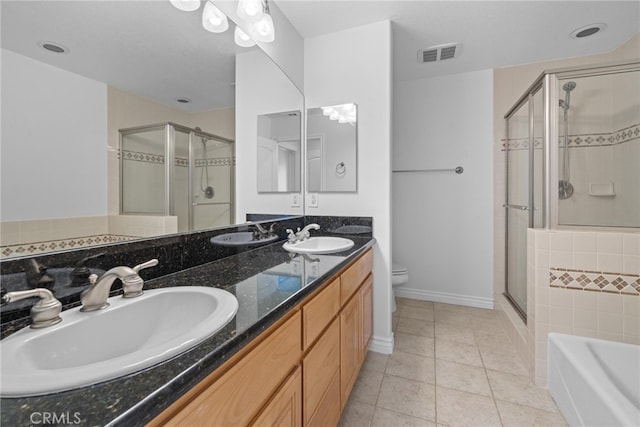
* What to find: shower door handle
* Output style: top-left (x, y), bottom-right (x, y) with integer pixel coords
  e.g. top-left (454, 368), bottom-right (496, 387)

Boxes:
top-left (503, 204), bottom-right (529, 211)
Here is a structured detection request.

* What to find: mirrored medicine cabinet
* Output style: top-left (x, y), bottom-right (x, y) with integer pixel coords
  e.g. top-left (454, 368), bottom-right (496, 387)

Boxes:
top-left (306, 103), bottom-right (358, 193)
top-left (256, 111), bottom-right (302, 193)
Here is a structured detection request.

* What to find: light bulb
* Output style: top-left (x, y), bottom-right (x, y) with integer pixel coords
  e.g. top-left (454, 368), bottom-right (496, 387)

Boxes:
top-left (329, 111), bottom-right (340, 121)
top-left (322, 107), bottom-right (333, 116)
top-left (234, 25), bottom-right (256, 47)
top-left (249, 12), bottom-right (275, 42)
top-left (170, 0), bottom-right (201, 12)
top-left (237, 0), bottom-right (264, 22)
top-left (202, 1), bottom-right (228, 33)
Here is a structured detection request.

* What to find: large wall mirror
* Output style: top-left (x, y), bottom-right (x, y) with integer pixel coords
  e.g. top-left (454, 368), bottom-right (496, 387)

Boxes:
top-left (307, 103), bottom-right (358, 192)
top-left (0, 1), bottom-right (304, 258)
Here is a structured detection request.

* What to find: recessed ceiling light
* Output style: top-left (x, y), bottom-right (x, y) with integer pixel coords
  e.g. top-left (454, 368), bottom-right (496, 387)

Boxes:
top-left (176, 97), bottom-right (192, 104)
top-left (38, 41), bottom-right (69, 54)
top-left (570, 23), bottom-right (606, 39)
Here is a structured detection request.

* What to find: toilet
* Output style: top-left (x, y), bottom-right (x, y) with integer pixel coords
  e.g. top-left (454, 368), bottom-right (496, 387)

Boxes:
top-left (391, 263), bottom-right (409, 312)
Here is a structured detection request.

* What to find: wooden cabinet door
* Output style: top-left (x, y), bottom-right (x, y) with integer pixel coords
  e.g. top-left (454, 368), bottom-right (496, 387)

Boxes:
top-left (303, 317), bottom-right (340, 425)
top-left (163, 312), bottom-right (301, 426)
top-left (302, 277), bottom-right (340, 351)
top-left (251, 366), bottom-right (302, 427)
top-left (360, 274), bottom-right (373, 360)
top-left (340, 294), bottom-right (361, 409)
top-left (340, 249), bottom-right (373, 305)
top-left (306, 370), bottom-right (340, 427)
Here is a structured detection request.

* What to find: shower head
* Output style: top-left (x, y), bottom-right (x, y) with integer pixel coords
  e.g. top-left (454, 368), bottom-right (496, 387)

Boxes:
top-left (560, 81), bottom-right (577, 110)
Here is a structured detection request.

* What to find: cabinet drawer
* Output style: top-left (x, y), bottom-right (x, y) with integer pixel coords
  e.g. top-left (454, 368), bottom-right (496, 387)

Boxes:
top-left (340, 249), bottom-right (373, 305)
top-left (303, 317), bottom-right (340, 424)
top-left (164, 312), bottom-right (302, 426)
top-left (302, 277), bottom-right (340, 350)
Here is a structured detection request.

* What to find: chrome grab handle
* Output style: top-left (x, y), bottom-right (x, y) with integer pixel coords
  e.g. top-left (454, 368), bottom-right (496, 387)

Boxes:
top-left (503, 204), bottom-right (529, 211)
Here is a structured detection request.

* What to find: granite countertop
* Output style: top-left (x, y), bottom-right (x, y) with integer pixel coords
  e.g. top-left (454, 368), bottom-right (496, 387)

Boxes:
top-left (0, 236), bottom-right (375, 426)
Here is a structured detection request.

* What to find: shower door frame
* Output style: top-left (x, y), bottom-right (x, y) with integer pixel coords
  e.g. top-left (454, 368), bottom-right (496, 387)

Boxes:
top-left (503, 59), bottom-right (640, 321)
top-left (119, 123), bottom-right (235, 232)
top-left (189, 127), bottom-right (236, 232)
top-left (504, 84), bottom-right (542, 322)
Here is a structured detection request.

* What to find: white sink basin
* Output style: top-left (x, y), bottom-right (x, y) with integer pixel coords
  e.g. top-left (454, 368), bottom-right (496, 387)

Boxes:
top-left (210, 232), bottom-right (278, 247)
top-left (0, 286), bottom-right (238, 397)
top-left (283, 237), bottom-right (354, 254)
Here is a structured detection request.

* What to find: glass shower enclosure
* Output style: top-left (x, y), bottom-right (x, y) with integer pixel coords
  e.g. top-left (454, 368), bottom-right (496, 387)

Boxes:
top-left (120, 123), bottom-right (235, 233)
top-left (504, 60), bottom-right (640, 319)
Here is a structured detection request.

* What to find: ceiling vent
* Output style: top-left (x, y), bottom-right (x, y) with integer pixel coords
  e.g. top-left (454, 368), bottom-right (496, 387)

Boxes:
top-left (418, 43), bottom-right (461, 63)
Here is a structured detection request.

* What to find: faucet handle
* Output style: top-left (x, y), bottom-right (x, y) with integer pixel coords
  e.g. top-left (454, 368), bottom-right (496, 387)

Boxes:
top-left (3, 288), bottom-right (62, 329)
top-left (132, 259), bottom-right (159, 274)
top-left (123, 259), bottom-right (158, 299)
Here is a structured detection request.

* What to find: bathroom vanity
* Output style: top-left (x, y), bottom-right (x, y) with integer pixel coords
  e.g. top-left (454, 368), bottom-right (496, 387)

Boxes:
top-left (150, 248), bottom-right (372, 426)
top-left (0, 217), bottom-right (375, 426)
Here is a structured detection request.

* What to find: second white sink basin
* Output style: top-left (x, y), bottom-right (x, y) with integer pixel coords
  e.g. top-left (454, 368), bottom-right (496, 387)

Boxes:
top-left (0, 286), bottom-right (238, 397)
top-left (210, 232), bottom-right (278, 247)
top-left (283, 237), bottom-right (354, 254)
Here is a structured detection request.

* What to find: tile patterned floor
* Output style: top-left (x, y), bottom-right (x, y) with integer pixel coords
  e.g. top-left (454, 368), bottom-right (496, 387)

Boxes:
top-left (338, 298), bottom-right (568, 427)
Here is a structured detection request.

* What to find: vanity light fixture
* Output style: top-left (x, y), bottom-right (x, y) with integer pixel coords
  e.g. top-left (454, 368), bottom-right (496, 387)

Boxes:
top-left (170, 0), bottom-right (274, 47)
top-left (170, 0), bottom-right (201, 12)
top-left (234, 25), bottom-right (256, 47)
top-left (202, 1), bottom-right (229, 33)
top-left (236, 0), bottom-right (264, 22)
top-left (321, 103), bottom-right (357, 125)
top-left (248, 0), bottom-right (275, 43)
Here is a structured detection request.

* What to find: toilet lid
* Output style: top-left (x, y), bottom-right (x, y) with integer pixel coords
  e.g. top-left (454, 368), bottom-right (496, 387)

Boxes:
top-left (392, 263), bottom-right (408, 275)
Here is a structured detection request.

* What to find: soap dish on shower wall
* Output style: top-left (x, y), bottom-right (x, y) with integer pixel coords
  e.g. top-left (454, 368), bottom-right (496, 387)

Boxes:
top-left (588, 183), bottom-right (615, 197)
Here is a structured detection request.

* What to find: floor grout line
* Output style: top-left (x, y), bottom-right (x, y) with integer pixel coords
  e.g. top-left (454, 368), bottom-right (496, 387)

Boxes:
top-left (344, 300), bottom-right (565, 426)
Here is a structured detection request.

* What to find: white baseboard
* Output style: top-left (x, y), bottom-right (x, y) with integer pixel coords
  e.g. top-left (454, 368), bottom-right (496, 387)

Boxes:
top-left (368, 334), bottom-right (394, 354)
top-left (395, 287), bottom-right (494, 310)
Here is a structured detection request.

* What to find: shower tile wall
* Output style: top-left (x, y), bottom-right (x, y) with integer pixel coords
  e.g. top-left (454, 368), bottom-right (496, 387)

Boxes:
top-left (558, 71), bottom-right (640, 228)
top-left (527, 229), bottom-right (640, 386)
top-left (493, 34), bottom-right (640, 383)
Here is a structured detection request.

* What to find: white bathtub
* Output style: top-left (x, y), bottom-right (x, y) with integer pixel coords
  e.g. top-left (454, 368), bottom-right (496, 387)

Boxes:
top-left (548, 333), bottom-right (640, 427)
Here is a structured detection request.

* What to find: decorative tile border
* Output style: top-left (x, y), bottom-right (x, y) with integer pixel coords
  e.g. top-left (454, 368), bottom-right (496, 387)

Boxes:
top-left (549, 267), bottom-right (640, 295)
top-left (194, 157), bottom-right (236, 167)
top-left (501, 122), bottom-right (639, 151)
top-left (121, 149), bottom-right (165, 164)
top-left (1, 234), bottom-right (139, 259)
top-left (121, 150), bottom-right (235, 168)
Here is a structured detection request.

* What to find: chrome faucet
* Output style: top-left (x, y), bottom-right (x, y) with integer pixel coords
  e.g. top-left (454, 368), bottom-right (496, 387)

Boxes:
top-left (286, 223), bottom-right (320, 243)
top-left (80, 259), bottom-right (158, 312)
top-left (251, 222), bottom-right (275, 239)
top-left (2, 288), bottom-right (62, 329)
